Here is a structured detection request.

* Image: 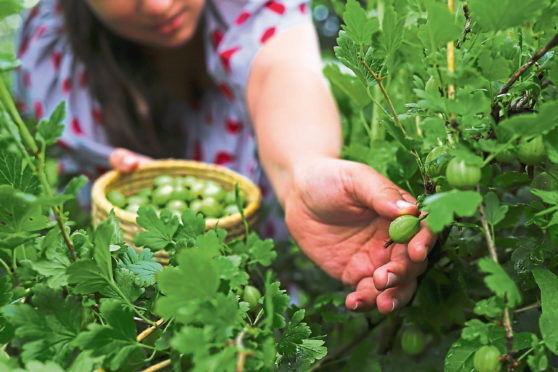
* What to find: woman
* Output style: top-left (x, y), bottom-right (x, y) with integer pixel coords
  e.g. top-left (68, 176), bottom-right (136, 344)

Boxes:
top-left (13, 0), bottom-right (434, 314)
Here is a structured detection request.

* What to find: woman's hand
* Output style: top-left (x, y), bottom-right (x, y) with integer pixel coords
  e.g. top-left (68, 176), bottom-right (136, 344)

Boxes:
top-left (109, 148), bottom-right (151, 173)
top-left (284, 158), bottom-right (435, 314)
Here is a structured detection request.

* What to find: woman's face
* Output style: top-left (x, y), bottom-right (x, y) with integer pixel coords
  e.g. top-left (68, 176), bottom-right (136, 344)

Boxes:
top-left (85, 0), bottom-right (206, 48)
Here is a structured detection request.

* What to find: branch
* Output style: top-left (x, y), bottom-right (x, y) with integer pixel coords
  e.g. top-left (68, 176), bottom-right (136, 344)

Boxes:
top-left (498, 33), bottom-right (558, 96)
top-left (137, 319), bottom-right (165, 343)
top-left (477, 195), bottom-right (498, 262)
top-left (141, 359), bottom-right (171, 372)
top-left (513, 301), bottom-right (541, 313)
top-left (359, 58), bottom-right (428, 192)
top-left (456, 3), bottom-right (471, 50)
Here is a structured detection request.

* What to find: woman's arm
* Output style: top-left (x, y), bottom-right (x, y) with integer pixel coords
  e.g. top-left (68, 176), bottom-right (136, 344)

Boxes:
top-left (246, 23), bottom-right (341, 207)
top-left (246, 23), bottom-right (435, 313)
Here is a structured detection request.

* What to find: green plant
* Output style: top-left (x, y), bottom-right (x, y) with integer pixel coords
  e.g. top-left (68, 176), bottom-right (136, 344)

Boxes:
top-left (473, 345), bottom-right (501, 372)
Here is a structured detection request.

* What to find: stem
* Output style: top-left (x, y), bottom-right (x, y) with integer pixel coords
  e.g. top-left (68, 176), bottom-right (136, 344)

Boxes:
top-left (478, 188), bottom-right (516, 371)
top-left (141, 359), bottom-right (171, 372)
top-left (456, 3), bottom-right (471, 50)
top-left (497, 33), bottom-right (558, 96)
top-left (235, 329), bottom-right (248, 372)
top-left (360, 58), bottom-right (428, 191)
top-left (0, 258), bottom-right (12, 277)
top-left (513, 301), bottom-right (541, 313)
top-left (482, 136), bottom-right (519, 167)
top-left (534, 204), bottom-right (558, 218)
top-left (110, 281), bottom-right (156, 326)
top-left (137, 319), bottom-right (166, 342)
top-left (0, 78), bottom-right (76, 261)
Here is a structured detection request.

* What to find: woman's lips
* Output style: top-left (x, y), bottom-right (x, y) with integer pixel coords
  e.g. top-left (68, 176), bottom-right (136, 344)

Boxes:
top-left (155, 11), bottom-right (186, 35)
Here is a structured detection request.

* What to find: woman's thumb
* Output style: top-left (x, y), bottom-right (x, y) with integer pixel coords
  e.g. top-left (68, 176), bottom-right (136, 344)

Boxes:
top-left (345, 162), bottom-right (418, 219)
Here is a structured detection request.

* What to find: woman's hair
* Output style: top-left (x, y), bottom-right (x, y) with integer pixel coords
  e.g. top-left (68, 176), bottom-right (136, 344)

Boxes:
top-left (59, 0), bottom-right (171, 158)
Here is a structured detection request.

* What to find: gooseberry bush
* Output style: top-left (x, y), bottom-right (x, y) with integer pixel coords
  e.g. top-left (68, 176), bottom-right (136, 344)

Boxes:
top-left (314, 0), bottom-right (558, 370)
top-left (1, 0), bottom-right (558, 371)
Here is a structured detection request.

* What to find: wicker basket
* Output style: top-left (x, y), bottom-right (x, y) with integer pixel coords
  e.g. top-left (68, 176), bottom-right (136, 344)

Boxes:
top-left (91, 159), bottom-right (262, 263)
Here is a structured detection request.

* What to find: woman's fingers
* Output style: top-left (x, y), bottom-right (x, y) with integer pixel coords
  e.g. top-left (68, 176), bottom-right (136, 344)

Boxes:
top-left (376, 280), bottom-right (417, 314)
top-left (345, 277), bottom-right (381, 312)
top-left (372, 248), bottom-right (427, 291)
top-left (407, 219), bottom-right (437, 262)
top-left (110, 148), bottom-right (151, 173)
top-left (342, 162), bottom-right (419, 219)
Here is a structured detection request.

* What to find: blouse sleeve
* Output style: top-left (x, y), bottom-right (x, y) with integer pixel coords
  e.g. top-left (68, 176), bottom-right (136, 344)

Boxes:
top-left (12, 0), bottom-right (114, 178)
top-left (206, 0), bottom-right (313, 103)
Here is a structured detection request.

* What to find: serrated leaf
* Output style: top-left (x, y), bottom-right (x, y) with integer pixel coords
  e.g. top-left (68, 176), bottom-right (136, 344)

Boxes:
top-left (214, 255), bottom-right (248, 289)
top-left (170, 326), bottom-right (210, 357)
top-left (0, 150), bottom-right (41, 195)
top-left (530, 189), bottom-right (558, 205)
top-left (444, 337), bottom-right (480, 372)
top-left (2, 287), bottom-right (82, 365)
top-left (118, 246), bottom-right (162, 287)
top-left (342, 0), bottom-right (379, 45)
top-left (133, 207), bottom-right (179, 250)
top-left (417, 1), bottom-right (462, 49)
top-left (67, 260), bottom-right (110, 295)
top-left (497, 100), bottom-right (558, 140)
top-left (36, 102), bottom-right (65, 146)
top-left (264, 274), bottom-right (290, 331)
top-left (245, 233), bottom-right (276, 267)
top-left (63, 175), bottom-right (88, 197)
top-left (532, 268), bottom-right (558, 355)
top-left (484, 192), bottom-right (508, 226)
top-left (277, 309), bottom-right (311, 355)
top-left (29, 251), bottom-right (70, 289)
top-left (157, 248), bottom-right (219, 319)
top-left (423, 190), bottom-right (483, 233)
top-left (74, 300), bottom-right (143, 371)
top-left (478, 258), bottom-right (522, 308)
top-left (474, 296), bottom-right (505, 318)
top-left (469, 0), bottom-right (542, 31)
top-left (323, 63), bottom-right (371, 108)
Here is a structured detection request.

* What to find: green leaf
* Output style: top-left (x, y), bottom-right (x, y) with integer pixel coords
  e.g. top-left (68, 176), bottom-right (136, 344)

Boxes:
top-left (74, 300), bottom-right (143, 371)
top-left (532, 268), bottom-right (558, 355)
top-left (2, 287), bottom-right (82, 365)
top-left (530, 189), bottom-right (558, 205)
top-left (277, 309), bottom-right (311, 355)
top-left (0, 150), bottom-right (41, 195)
top-left (527, 341), bottom-right (549, 371)
top-left (444, 337), bottom-right (481, 372)
top-left (264, 274), bottom-right (290, 331)
top-left (133, 207), bottom-right (179, 250)
top-left (0, 186), bottom-right (51, 248)
top-left (469, 0), bottom-right (542, 31)
top-left (102, 268), bottom-right (144, 302)
top-left (118, 246), bottom-right (162, 287)
top-left (2, 360), bottom-right (65, 372)
top-left (157, 248), bottom-right (220, 319)
top-left (298, 339), bottom-right (327, 367)
top-left (323, 63), bottom-right (371, 108)
top-left (342, 0), bottom-right (379, 45)
top-left (175, 209), bottom-right (205, 240)
top-left (214, 255), bottom-right (249, 289)
top-left (29, 251), bottom-right (71, 289)
top-left (245, 233), bottom-right (276, 267)
top-left (417, 1), bottom-right (462, 49)
top-left (497, 100), bottom-right (558, 140)
top-left (67, 259), bottom-right (110, 295)
top-left (473, 296), bottom-right (505, 318)
top-left (36, 102), bottom-right (65, 146)
top-left (170, 326), bottom-right (210, 357)
top-left (483, 192), bottom-right (508, 226)
top-left (63, 175), bottom-right (88, 197)
top-left (423, 190), bottom-right (483, 233)
top-left (478, 258), bottom-right (522, 308)
top-left (0, 0), bottom-right (23, 19)
top-left (67, 350), bottom-right (104, 372)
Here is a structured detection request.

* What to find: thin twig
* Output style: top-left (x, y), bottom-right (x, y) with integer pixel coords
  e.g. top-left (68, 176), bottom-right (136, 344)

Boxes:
top-left (359, 58), bottom-right (428, 191)
top-left (141, 359), bottom-right (171, 372)
top-left (477, 187), bottom-right (516, 371)
top-left (497, 33), bottom-right (558, 96)
top-left (137, 319), bottom-right (165, 343)
top-left (513, 301), bottom-right (541, 313)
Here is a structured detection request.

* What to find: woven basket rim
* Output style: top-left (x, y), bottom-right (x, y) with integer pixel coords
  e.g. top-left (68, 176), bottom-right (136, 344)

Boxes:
top-left (91, 159), bottom-right (262, 229)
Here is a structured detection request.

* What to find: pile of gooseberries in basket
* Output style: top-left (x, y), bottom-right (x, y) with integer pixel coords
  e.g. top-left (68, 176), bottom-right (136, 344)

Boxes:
top-left (105, 174), bottom-right (246, 219)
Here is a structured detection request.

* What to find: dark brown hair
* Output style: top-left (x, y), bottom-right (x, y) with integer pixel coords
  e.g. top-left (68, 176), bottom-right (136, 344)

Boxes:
top-left (59, 0), bottom-right (170, 158)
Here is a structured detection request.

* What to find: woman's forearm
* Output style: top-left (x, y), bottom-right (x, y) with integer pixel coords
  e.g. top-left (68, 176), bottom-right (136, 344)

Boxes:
top-left (247, 23), bottom-right (342, 206)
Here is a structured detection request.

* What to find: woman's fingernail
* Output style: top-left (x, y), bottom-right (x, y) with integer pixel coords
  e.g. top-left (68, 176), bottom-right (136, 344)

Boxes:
top-left (396, 200), bottom-right (415, 210)
top-left (352, 301), bottom-right (362, 311)
top-left (391, 298), bottom-right (399, 312)
top-left (122, 156), bottom-right (135, 167)
top-left (387, 272), bottom-right (398, 287)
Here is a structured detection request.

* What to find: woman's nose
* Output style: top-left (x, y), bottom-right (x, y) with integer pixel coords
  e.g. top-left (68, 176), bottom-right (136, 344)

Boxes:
top-left (141, 0), bottom-right (174, 16)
